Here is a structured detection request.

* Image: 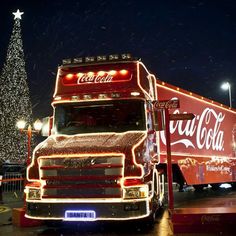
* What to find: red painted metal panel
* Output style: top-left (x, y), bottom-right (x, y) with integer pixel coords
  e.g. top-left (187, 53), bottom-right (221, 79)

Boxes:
top-left (40, 164), bottom-right (123, 170)
top-left (42, 194), bottom-right (121, 199)
top-left (54, 62), bottom-right (138, 97)
top-left (172, 207), bottom-right (236, 233)
top-left (156, 80), bottom-right (236, 185)
top-left (43, 183), bottom-right (120, 189)
top-left (41, 175), bottom-right (122, 181)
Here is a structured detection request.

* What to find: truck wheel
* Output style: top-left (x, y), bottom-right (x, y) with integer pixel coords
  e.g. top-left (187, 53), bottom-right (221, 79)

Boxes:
top-left (146, 211), bottom-right (156, 227)
top-left (211, 183), bottom-right (220, 190)
top-left (231, 183), bottom-right (236, 190)
top-left (153, 173), bottom-right (159, 208)
top-left (193, 184), bottom-right (205, 191)
top-left (44, 220), bottom-right (63, 227)
top-left (150, 172), bottom-right (161, 221)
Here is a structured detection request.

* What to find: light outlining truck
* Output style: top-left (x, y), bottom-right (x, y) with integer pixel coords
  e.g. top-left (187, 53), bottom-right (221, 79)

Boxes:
top-left (25, 54), bottom-right (236, 223)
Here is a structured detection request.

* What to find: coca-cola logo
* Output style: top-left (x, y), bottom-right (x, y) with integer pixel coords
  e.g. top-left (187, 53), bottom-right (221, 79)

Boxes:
top-left (77, 73), bottom-right (113, 84)
top-left (160, 107), bottom-right (225, 151)
top-left (201, 215), bottom-right (220, 223)
top-left (153, 99), bottom-right (179, 110)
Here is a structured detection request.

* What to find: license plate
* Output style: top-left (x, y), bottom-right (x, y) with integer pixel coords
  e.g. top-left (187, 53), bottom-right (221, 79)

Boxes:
top-left (64, 210), bottom-right (96, 221)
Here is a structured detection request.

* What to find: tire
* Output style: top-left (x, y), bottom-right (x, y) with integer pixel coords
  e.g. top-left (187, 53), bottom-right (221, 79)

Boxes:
top-left (211, 183), bottom-right (220, 190)
top-left (44, 220), bottom-right (63, 227)
top-left (193, 184), bottom-right (205, 191)
top-left (142, 173), bottom-right (159, 229)
top-left (231, 183), bottom-right (236, 190)
top-left (145, 211), bottom-right (156, 227)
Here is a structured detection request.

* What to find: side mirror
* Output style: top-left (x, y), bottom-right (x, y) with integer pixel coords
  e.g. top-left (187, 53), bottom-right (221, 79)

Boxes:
top-left (154, 109), bottom-right (165, 131)
top-left (41, 116), bottom-right (53, 137)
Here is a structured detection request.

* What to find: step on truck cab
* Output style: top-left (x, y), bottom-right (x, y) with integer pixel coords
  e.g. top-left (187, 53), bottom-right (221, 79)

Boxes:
top-left (25, 54), bottom-right (165, 222)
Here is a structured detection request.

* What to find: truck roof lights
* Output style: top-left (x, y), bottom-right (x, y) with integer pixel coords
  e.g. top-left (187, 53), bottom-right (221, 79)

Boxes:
top-left (62, 58), bottom-right (72, 64)
top-left (85, 57), bottom-right (95, 63)
top-left (109, 54), bottom-right (119, 60)
top-left (121, 53), bottom-right (132, 60)
top-left (61, 54), bottom-right (135, 65)
top-left (97, 55), bottom-right (107, 62)
top-left (73, 58), bottom-right (83, 63)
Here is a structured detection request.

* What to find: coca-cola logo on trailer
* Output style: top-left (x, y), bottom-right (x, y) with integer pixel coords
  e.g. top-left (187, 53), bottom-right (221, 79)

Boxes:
top-left (160, 107), bottom-right (225, 151)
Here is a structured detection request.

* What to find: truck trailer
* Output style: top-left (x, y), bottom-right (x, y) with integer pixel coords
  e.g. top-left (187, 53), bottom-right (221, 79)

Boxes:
top-left (25, 54), bottom-right (236, 222)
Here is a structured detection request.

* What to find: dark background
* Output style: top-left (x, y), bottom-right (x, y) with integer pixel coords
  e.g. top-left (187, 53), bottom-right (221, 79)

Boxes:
top-left (0, 0), bottom-right (235, 119)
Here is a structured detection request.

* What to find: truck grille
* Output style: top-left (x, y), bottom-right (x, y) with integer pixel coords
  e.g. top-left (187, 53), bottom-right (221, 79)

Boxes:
top-left (39, 155), bottom-right (124, 199)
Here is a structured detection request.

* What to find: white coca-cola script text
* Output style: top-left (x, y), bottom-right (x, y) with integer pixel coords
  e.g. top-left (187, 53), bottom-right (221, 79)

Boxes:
top-left (160, 108), bottom-right (225, 151)
top-left (77, 74), bottom-right (113, 84)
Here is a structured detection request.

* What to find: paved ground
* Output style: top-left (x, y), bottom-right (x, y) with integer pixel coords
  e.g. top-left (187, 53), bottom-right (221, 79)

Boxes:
top-left (0, 191), bottom-right (24, 227)
top-left (1, 187), bottom-right (236, 235)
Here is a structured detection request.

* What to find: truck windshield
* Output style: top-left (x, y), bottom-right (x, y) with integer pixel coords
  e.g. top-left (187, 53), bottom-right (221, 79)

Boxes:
top-left (54, 100), bottom-right (146, 135)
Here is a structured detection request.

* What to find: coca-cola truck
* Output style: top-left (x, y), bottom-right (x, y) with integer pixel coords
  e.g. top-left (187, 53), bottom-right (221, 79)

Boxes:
top-left (25, 54), bottom-right (236, 222)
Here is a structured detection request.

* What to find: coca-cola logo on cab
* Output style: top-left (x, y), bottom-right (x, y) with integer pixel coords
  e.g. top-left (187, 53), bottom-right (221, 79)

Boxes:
top-left (77, 73), bottom-right (113, 84)
top-left (160, 107), bottom-right (225, 152)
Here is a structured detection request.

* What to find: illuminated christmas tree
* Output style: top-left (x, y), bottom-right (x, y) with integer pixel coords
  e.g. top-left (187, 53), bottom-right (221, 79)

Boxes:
top-left (0, 10), bottom-right (33, 163)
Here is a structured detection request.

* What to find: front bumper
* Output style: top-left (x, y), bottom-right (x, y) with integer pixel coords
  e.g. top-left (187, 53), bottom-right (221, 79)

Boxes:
top-left (25, 200), bottom-right (150, 221)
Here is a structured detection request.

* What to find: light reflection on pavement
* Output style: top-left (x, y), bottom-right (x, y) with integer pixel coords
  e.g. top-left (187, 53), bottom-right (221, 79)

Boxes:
top-left (1, 186), bottom-right (235, 236)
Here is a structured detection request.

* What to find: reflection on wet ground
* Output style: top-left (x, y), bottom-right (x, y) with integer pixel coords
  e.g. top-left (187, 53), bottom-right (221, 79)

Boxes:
top-left (2, 186), bottom-right (236, 236)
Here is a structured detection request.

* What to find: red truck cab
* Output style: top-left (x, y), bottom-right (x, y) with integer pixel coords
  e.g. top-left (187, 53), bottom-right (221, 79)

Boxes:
top-left (25, 54), bottom-right (165, 222)
top-left (25, 54), bottom-right (236, 222)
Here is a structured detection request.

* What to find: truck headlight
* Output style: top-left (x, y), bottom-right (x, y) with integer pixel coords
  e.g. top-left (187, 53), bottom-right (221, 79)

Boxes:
top-left (27, 188), bottom-right (41, 200)
top-left (123, 185), bottom-right (148, 199)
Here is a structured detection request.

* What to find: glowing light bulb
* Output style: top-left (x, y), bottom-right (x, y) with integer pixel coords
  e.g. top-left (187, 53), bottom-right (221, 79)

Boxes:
top-left (120, 69), bottom-right (128, 75)
top-left (87, 72), bottom-right (94, 76)
top-left (33, 119), bottom-right (43, 131)
top-left (109, 70), bottom-right (117, 75)
top-left (16, 120), bottom-right (26, 130)
top-left (98, 71), bottom-right (105, 76)
top-left (65, 74), bottom-right (74, 80)
top-left (76, 73), bottom-right (83, 78)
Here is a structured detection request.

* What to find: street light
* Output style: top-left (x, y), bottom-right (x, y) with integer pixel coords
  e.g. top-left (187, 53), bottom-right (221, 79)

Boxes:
top-left (16, 119), bottom-right (43, 165)
top-left (221, 82), bottom-right (232, 108)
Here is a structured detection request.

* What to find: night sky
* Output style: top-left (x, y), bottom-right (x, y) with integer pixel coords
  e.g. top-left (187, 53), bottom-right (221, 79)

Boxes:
top-left (0, 0), bottom-right (235, 119)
